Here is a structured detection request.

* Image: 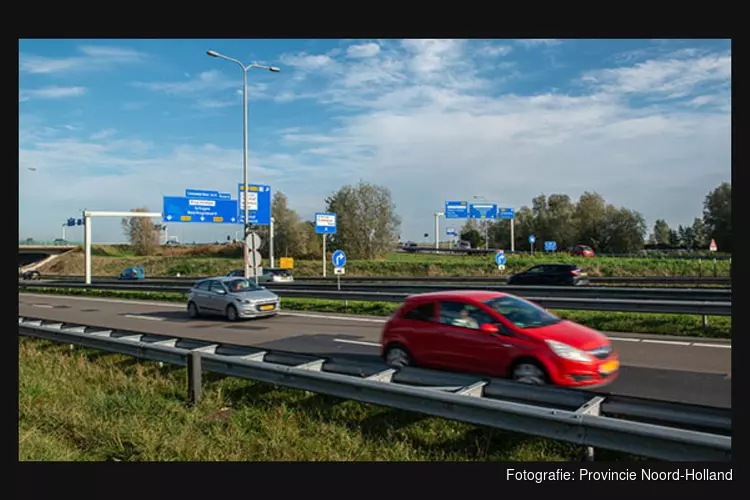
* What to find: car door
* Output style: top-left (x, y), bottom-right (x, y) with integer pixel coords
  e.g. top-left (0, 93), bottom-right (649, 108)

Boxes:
top-left (520, 266), bottom-right (545, 285)
top-left (535, 265), bottom-right (558, 285)
top-left (191, 280), bottom-right (215, 311)
top-left (208, 281), bottom-right (230, 312)
top-left (433, 300), bottom-right (514, 375)
top-left (392, 301), bottom-right (441, 365)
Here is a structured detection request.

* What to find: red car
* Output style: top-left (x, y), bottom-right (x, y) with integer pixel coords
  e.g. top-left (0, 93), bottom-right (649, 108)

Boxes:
top-left (380, 290), bottom-right (619, 388)
top-left (569, 245), bottom-right (595, 257)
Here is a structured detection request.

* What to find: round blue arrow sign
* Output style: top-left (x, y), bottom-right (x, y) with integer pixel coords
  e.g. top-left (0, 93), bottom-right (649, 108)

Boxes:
top-left (332, 250), bottom-right (347, 268)
top-left (528, 235), bottom-right (536, 244)
top-left (495, 252), bottom-right (507, 265)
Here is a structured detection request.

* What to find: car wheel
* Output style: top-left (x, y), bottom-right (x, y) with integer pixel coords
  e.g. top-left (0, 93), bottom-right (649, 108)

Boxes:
top-left (384, 345), bottom-right (413, 367)
top-left (226, 304), bottom-right (239, 322)
top-left (187, 301), bottom-right (200, 318)
top-left (511, 361), bottom-right (547, 385)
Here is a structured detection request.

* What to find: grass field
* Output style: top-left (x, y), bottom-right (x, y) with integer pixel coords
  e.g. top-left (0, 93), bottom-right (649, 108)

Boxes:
top-left (37, 245), bottom-right (732, 278)
top-left (19, 337), bottom-right (641, 461)
top-left (19, 287), bottom-right (731, 339)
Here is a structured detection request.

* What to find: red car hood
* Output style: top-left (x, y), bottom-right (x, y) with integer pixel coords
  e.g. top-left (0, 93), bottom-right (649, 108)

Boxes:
top-left (525, 320), bottom-right (610, 351)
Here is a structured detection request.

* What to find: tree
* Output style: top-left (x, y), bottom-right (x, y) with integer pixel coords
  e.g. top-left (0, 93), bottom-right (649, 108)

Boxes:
top-left (121, 207), bottom-right (158, 256)
top-left (325, 181), bottom-right (401, 260)
top-left (651, 219), bottom-right (671, 245)
top-left (691, 218), bottom-right (710, 249)
top-left (460, 228), bottom-right (483, 249)
top-left (668, 229), bottom-right (681, 248)
top-left (600, 207), bottom-right (647, 254)
top-left (572, 192), bottom-right (608, 251)
top-left (271, 191), bottom-right (306, 257)
top-left (703, 182), bottom-right (731, 252)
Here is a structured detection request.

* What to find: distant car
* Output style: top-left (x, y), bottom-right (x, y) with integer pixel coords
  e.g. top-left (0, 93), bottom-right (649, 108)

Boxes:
top-left (458, 240), bottom-right (471, 249)
top-left (379, 290), bottom-right (619, 388)
top-left (569, 245), bottom-right (595, 257)
top-left (20, 270), bottom-right (40, 280)
top-left (401, 241), bottom-right (419, 252)
top-left (226, 268), bottom-right (294, 283)
top-left (507, 264), bottom-right (589, 286)
top-left (187, 276), bottom-right (280, 321)
top-left (117, 267), bottom-right (145, 280)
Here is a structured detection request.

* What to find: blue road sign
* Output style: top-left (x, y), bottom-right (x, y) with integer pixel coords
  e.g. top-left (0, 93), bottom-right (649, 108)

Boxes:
top-left (162, 196), bottom-right (239, 224)
top-left (498, 207), bottom-right (515, 219)
top-left (444, 201), bottom-right (469, 219)
top-left (544, 241), bottom-right (557, 251)
top-left (529, 235), bottom-right (536, 244)
top-left (186, 189), bottom-right (219, 198)
top-left (76, 219), bottom-right (83, 226)
top-left (315, 212), bottom-right (337, 234)
top-left (219, 192), bottom-right (232, 200)
top-left (237, 184), bottom-right (271, 225)
top-left (495, 252), bottom-right (507, 265)
top-left (446, 227), bottom-right (457, 236)
top-left (332, 250), bottom-right (347, 268)
top-left (66, 218), bottom-right (75, 227)
top-left (469, 203), bottom-right (498, 219)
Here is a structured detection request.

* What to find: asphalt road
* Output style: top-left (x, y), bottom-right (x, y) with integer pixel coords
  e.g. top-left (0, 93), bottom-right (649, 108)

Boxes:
top-left (18, 293), bottom-right (732, 408)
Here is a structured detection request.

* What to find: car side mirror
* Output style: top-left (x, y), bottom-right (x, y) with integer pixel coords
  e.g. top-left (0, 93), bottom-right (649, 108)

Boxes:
top-left (480, 323), bottom-right (499, 334)
top-left (216, 289), bottom-right (227, 295)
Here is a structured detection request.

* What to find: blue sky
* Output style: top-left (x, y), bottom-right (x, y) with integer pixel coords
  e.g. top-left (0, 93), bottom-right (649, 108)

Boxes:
top-left (19, 38), bottom-right (731, 244)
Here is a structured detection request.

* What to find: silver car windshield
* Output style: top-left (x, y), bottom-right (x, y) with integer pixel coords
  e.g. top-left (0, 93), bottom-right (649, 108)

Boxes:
top-left (225, 278), bottom-right (262, 293)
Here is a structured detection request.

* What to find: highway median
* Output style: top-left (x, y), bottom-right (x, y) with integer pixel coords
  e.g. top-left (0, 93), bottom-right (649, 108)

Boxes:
top-left (19, 286), bottom-right (731, 339)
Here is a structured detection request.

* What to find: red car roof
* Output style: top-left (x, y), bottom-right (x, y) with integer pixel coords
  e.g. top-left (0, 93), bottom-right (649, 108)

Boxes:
top-left (406, 290), bottom-right (509, 302)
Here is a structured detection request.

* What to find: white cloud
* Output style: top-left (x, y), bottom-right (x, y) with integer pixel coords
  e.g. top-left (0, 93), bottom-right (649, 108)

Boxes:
top-left (90, 128), bottom-right (117, 140)
top-left (280, 52), bottom-right (336, 70)
top-left (19, 86), bottom-right (87, 101)
top-left (517, 39), bottom-right (563, 48)
top-left (346, 42), bottom-right (381, 58)
top-left (19, 45), bottom-right (148, 74)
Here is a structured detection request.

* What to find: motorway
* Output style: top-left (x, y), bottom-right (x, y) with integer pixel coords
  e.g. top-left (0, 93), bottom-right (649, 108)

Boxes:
top-left (19, 293), bottom-right (732, 409)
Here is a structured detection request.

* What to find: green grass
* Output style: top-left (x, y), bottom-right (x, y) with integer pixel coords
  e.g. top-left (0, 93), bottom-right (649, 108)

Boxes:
top-left (19, 337), bottom-right (644, 461)
top-left (19, 287), bottom-right (731, 339)
top-left (39, 245), bottom-right (732, 278)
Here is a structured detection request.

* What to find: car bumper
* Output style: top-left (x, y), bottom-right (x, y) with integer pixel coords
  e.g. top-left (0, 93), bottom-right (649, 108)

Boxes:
top-left (236, 301), bottom-right (281, 318)
top-left (546, 356), bottom-right (620, 388)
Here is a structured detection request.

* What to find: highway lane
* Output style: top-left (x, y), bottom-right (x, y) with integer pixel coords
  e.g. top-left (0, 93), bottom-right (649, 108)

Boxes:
top-left (19, 293), bottom-right (731, 408)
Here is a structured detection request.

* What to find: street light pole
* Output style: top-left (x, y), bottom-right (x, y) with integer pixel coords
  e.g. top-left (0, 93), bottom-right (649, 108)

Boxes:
top-left (207, 49), bottom-right (279, 281)
top-left (433, 211), bottom-right (444, 249)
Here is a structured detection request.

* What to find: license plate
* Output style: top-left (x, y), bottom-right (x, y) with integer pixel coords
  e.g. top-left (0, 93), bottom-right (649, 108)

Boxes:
top-left (259, 304), bottom-right (275, 311)
top-left (580, 272), bottom-right (588, 276)
top-left (599, 360), bottom-right (619, 374)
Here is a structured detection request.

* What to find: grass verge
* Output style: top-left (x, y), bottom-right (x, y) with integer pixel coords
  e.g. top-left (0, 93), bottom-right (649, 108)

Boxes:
top-left (19, 287), bottom-right (731, 339)
top-left (19, 337), bottom-right (642, 461)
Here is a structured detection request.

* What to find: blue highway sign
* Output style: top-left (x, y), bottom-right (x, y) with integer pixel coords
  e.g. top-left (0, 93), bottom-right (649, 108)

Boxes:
top-left (498, 207), bottom-right (515, 219)
top-left (444, 201), bottom-right (469, 219)
top-left (66, 218), bottom-right (75, 227)
top-left (219, 192), bottom-right (232, 200)
top-left (162, 196), bottom-right (239, 224)
top-left (237, 184), bottom-right (271, 225)
top-left (315, 212), bottom-right (337, 234)
top-left (544, 241), bottom-right (557, 251)
top-left (469, 203), bottom-right (498, 219)
top-left (446, 227), bottom-right (458, 236)
top-left (332, 250), bottom-right (347, 268)
top-left (529, 235), bottom-right (536, 244)
top-left (495, 252), bottom-right (507, 266)
top-left (186, 189), bottom-right (219, 198)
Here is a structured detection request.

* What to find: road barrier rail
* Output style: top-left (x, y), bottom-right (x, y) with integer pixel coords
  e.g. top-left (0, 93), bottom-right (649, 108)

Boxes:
top-left (18, 281), bottom-right (732, 316)
top-left (18, 316), bottom-right (731, 461)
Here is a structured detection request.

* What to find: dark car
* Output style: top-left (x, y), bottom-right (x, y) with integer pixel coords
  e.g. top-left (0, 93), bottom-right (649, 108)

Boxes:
top-left (20, 270), bottom-right (40, 280)
top-left (507, 264), bottom-right (589, 286)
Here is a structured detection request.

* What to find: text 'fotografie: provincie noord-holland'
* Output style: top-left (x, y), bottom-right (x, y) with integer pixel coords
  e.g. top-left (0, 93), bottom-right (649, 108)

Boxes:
top-left (507, 469), bottom-right (731, 482)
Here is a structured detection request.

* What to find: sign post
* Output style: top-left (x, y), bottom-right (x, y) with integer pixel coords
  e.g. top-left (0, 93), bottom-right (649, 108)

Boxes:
top-left (529, 235), bottom-right (536, 255)
top-left (498, 208), bottom-right (515, 252)
top-left (495, 251), bottom-right (507, 271)
top-left (332, 250), bottom-right (347, 296)
top-left (315, 212), bottom-right (337, 277)
top-left (245, 232), bottom-right (262, 284)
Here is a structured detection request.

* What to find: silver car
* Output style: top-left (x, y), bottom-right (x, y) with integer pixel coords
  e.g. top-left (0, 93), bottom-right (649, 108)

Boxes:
top-left (187, 276), bottom-right (281, 321)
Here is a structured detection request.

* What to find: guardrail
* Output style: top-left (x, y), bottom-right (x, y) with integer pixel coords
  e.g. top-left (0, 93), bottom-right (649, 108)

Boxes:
top-left (398, 246), bottom-right (734, 260)
top-left (18, 281), bottom-right (732, 316)
top-left (36, 274), bottom-right (733, 286)
top-left (18, 316), bottom-right (731, 461)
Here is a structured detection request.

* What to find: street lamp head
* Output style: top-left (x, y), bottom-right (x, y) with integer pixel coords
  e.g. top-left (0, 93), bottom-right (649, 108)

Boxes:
top-left (269, 66), bottom-right (281, 72)
top-left (207, 50), bottom-right (220, 57)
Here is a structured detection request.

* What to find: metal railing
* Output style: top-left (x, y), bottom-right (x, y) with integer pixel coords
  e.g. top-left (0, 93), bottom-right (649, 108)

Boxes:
top-left (398, 246), bottom-right (733, 260)
top-left (18, 316), bottom-right (731, 461)
top-left (18, 281), bottom-right (732, 316)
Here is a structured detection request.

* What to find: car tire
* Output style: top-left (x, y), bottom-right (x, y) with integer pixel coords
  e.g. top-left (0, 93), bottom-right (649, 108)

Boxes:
top-left (384, 345), bottom-right (413, 368)
top-left (187, 301), bottom-right (200, 318)
top-left (226, 304), bottom-right (239, 322)
top-left (510, 359), bottom-right (548, 385)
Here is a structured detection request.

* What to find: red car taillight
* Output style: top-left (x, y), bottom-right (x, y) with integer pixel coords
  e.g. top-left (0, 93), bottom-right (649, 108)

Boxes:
top-left (570, 269), bottom-right (580, 276)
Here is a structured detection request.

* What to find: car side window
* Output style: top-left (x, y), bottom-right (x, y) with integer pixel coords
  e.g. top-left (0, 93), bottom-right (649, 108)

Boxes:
top-left (195, 281), bottom-right (211, 291)
top-left (438, 301), bottom-right (496, 330)
top-left (209, 281), bottom-right (226, 294)
top-left (401, 302), bottom-right (436, 322)
top-left (526, 266), bottom-right (543, 274)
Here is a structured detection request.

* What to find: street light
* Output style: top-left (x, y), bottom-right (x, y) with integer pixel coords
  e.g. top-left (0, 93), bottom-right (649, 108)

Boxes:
top-left (433, 211), bottom-right (444, 249)
top-left (207, 49), bottom-right (280, 282)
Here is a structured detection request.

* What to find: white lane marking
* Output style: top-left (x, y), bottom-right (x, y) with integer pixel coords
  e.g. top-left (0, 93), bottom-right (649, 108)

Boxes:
top-left (280, 311), bottom-right (386, 323)
top-left (691, 343), bottom-right (732, 349)
top-left (608, 336), bottom-right (641, 342)
top-left (333, 339), bottom-right (380, 347)
top-left (641, 339), bottom-right (692, 346)
top-left (123, 314), bottom-right (164, 321)
top-left (32, 304), bottom-right (53, 308)
top-left (20, 293), bottom-right (184, 309)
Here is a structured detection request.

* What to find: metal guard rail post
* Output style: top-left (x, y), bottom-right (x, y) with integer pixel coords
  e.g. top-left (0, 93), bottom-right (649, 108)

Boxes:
top-left (18, 281), bottom-right (732, 316)
top-left (18, 316), bottom-right (730, 461)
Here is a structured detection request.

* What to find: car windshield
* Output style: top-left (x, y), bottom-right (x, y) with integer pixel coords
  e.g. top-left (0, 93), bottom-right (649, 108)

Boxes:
top-left (483, 295), bottom-right (562, 329)
top-left (225, 279), bottom-right (261, 293)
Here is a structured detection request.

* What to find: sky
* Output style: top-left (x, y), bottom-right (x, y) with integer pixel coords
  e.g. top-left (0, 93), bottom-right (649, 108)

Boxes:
top-left (18, 38), bottom-right (731, 244)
